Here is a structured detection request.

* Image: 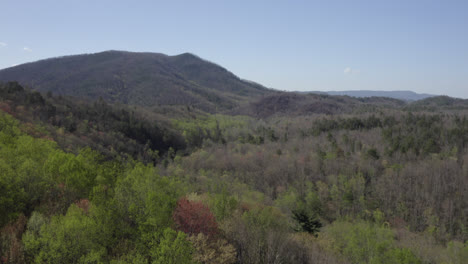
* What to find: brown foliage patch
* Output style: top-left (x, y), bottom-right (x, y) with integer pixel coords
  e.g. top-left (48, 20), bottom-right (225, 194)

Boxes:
top-left (0, 214), bottom-right (27, 264)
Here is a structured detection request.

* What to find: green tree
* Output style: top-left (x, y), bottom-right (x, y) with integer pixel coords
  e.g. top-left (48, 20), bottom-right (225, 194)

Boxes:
top-left (113, 164), bottom-right (184, 252)
top-left (322, 220), bottom-right (421, 264)
top-left (150, 228), bottom-right (194, 264)
top-left (23, 204), bottom-right (109, 264)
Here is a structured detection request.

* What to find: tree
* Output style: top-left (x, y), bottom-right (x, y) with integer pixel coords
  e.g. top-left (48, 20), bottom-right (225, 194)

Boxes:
top-left (188, 233), bottom-right (236, 264)
top-left (0, 214), bottom-right (27, 264)
top-left (292, 209), bottom-right (322, 235)
top-left (113, 164), bottom-right (183, 251)
top-left (22, 204), bottom-right (109, 264)
top-left (173, 198), bottom-right (218, 238)
top-left (150, 228), bottom-right (194, 264)
top-left (321, 220), bottom-right (421, 264)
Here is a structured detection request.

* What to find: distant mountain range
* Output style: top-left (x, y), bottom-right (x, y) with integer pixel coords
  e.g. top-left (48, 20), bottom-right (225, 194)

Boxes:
top-left (0, 50), bottom-right (268, 112)
top-left (307, 90), bottom-right (436, 101)
top-left (2, 50), bottom-right (465, 117)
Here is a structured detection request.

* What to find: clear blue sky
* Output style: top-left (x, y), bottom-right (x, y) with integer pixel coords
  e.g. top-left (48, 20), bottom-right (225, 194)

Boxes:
top-left (1, 0), bottom-right (468, 97)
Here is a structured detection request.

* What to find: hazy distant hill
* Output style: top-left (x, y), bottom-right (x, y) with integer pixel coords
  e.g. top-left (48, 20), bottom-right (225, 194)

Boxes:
top-left (0, 51), bottom-right (268, 112)
top-left (308, 90), bottom-right (435, 101)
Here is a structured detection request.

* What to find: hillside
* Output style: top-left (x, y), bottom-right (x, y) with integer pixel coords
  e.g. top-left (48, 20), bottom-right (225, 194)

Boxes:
top-left (0, 51), bottom-right (269, 112)
top-left (244, 92), bottom-right (406, 117)
top-left (308, 90), bottom-right (435, 101)
top-left (0, 81), bottom-right (186, 161)
top-left (405, 95), bottom-right (468, 111)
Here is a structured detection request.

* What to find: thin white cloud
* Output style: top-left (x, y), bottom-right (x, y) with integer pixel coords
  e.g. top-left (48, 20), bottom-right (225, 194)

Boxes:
top-left (0, 42), bottom-right (7, 47)
top-left (344, 67), bottom-right (360, 75)
top-left (23, 47), bottom-right (32, 52)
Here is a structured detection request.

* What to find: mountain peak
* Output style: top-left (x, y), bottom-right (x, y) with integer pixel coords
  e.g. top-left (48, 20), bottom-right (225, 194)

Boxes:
top-left (0, 51), bottom-right (268, 112)
top-left (175, 52), bottom-right (199, 58)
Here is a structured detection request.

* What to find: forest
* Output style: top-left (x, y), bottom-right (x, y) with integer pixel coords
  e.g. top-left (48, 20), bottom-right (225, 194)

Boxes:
top-left (1, 81), bottom-right (467, 263)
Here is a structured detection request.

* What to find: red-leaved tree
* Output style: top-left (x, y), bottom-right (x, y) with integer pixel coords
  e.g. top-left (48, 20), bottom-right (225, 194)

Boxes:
top-left (173, 198), bottom-right (218, 238)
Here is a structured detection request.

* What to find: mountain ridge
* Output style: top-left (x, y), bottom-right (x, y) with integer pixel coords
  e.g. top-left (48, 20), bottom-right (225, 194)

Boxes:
top-left (304, 90), bottom-right (436, 101)
top-left (0, 50), bottom-right (269, 112)
top-left (3, 50), bottom-right (466, 117)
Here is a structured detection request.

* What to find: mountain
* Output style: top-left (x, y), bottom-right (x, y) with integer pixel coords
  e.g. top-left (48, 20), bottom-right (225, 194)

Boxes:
top-left (0, 50), bottom-right (269, 112)
top-left (307, 90), bottom-right (435, 101)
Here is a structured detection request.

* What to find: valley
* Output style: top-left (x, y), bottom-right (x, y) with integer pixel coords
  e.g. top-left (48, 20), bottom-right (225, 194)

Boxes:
top-left (0, 52), bottom-right (467, 264)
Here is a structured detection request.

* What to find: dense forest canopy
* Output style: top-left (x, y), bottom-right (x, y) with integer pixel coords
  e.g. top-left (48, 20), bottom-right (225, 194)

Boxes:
top-left (1, 77), bottom-right (468, 264)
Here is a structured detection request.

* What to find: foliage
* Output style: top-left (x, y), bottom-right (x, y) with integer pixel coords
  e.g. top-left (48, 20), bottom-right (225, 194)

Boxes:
top-left (150, 228), bottom-right (194, 264)
top-left (23, 204), bottom-right (109, 264)
top-left (173, 198), bottom-right (218, 238)
top-left (188, 233), bottom-right (236, 264)
top-left (321, 220), bottom-right (421, 264)
top-left (292, 209), bottom-right (322, 235)
top-left (0, 82), bottom-right (186, 162)
top-left (172, 114), bottom-right (251, 149)
top-left (114, 164), bottom-right (183, 248)
top-left (209, 190), bottom-right (238, 221)
top-left (0, 214), bottom-right (27, 264)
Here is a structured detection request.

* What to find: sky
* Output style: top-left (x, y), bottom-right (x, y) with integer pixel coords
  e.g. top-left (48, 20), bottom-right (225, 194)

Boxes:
top-left (1, 0), bottom-right (468, 98)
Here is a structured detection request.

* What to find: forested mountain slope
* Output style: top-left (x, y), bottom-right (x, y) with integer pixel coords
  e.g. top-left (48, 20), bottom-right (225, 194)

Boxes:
top-left (245, 92), bottom-right (406, 117)
top-left (0, 81), bottom-right (185, 161)
top-left (309, 90), bottom-right (435, 101)
top-left (0, 51), bottom-right (268, 112)
top-left (405, 96), bottom-right (468, 111)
